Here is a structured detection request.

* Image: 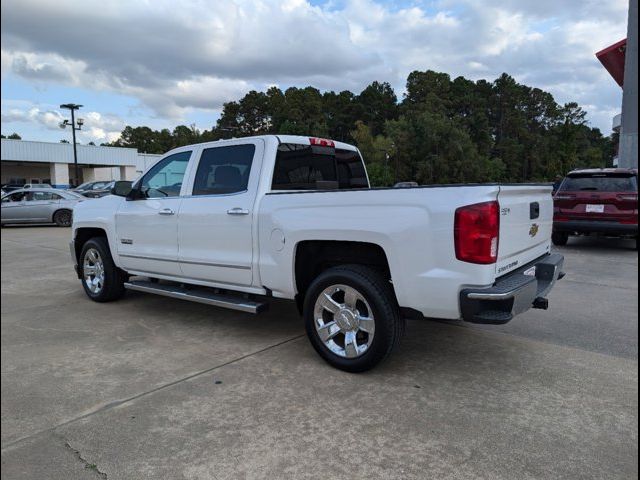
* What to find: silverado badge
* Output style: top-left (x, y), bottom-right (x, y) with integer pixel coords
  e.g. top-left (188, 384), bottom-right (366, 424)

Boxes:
top-left (529, 223), bottom-right (539, 237)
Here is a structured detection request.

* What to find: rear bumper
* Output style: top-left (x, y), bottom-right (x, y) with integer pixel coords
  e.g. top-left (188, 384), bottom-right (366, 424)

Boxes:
top-left (460, 253), bottom-right (564, 325)
top-left (554, 220), bottom-right (638, 236)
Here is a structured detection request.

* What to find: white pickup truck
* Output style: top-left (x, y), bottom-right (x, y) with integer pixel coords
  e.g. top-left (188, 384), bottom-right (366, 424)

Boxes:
top-left (70, 135), bottom-right (564, 371)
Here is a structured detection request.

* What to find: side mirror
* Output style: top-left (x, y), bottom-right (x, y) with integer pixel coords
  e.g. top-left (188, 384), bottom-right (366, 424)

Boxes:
top-left (111, 181), bottom-right (133, 197)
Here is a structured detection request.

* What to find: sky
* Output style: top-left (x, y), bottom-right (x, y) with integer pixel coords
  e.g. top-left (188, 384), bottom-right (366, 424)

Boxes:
top-left (0, 0), bottom-right (630, 145)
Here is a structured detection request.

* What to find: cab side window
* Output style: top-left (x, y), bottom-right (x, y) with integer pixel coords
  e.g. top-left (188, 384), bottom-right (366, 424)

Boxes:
top-left (139, 151), bottom-right (192, 198)
top-left (192, 144), bottom-right (255, 196)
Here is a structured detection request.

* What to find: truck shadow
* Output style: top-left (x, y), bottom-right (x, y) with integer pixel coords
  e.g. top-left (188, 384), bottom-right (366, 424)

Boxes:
top-left (120, 289), bottom-right (534, 377)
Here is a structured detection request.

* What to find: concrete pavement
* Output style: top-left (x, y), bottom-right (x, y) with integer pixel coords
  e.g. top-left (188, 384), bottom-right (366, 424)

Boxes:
top-left (1, 227), bottom-right (637, 479)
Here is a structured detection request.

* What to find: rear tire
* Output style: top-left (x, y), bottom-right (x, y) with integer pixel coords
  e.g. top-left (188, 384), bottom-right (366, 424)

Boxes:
top-left (79, 237), bottom-right (127, 302)
top-left (552, 231), bottom-right (569, 246)
top-left (303, 264), bottom-right (405, 373)
top-left (53, 209), bottom-right (72, 227)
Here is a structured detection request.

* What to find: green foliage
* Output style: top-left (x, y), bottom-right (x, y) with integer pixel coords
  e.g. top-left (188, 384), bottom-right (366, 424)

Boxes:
top-left (106, 71), bottom-right (614, 184)
top-left (351, 121), bottom-right (396, 186)
top-left (366, 163), bottom-right (395, 187)
top-left (6, 133), bottom-right (22, 139)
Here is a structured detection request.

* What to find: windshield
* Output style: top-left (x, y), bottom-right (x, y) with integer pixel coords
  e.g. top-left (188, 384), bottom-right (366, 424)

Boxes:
top-left (560, 174), bottom-right (637, 192)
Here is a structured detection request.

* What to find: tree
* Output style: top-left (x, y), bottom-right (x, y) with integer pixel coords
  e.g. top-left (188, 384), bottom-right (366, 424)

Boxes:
top-left (323, 90), bottom-right (358, 142)
top-left (7, 133), bottom-right (21, 140)
top-left (350, 121), bottom-right (395, 186)
top-left (60, 139), bottom-right (69, 143)
top-left (105, 69), bottom-right (614, 184)
top-left (356, 81), bottom-right (397, 136)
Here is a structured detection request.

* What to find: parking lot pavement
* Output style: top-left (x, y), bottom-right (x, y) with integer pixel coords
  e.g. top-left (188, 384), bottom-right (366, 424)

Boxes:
top-left (470, 235), bottom-right (638, 359)
top-left (1, 227), bottom-right (638, 479)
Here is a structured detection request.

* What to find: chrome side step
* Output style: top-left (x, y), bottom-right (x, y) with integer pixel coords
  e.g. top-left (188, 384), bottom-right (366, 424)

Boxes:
top-left (124, 280), bottom-right (269, 314)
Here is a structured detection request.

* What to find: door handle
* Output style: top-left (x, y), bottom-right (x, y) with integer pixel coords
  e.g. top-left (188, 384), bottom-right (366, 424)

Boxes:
top-left (158, 208), bottom-right (175, 216)
top-left (227, 207), bottom-right (249, 215)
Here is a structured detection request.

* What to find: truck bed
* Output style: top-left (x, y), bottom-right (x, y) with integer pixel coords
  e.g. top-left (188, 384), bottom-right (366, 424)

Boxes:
top-left (258, 183), bottom-right (553, 319)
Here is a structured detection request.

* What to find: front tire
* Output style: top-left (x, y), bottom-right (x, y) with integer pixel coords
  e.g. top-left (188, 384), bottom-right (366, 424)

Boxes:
top-left (303, 265), bottom-right (405, 373)
top-left (79, 237), bottom-right (127, 302)
top-left (552, 231), bottom-right (569, 246)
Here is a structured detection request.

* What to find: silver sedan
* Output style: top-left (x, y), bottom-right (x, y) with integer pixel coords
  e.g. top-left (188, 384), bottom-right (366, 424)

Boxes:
top-left (1, 188), bottom-right (87, 227)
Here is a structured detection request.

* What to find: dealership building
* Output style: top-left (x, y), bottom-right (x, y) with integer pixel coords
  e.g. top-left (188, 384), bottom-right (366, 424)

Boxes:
top-left (0, 138), bottom-right (161, 188)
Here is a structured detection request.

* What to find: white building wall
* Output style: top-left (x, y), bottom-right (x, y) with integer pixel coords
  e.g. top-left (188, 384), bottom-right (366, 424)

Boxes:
top-left (1, 139), bottom-right (139, 166)
top-left (136, 153), bottom-right (163, 174)
top-left (1, 139), bottom-right (162, 187)
top-left (50, 163), bottom-right (69, 187)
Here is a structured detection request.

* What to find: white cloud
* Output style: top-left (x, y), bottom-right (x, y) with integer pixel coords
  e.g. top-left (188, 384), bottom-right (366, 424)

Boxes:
top-left (0, 0), bottom-right (630, 132)
top-left (1, 104), bottom-right (125, 142)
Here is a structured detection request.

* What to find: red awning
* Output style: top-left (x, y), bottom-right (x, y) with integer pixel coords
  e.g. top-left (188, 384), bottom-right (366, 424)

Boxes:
top-left (596, 38), bottom-right (627, 87)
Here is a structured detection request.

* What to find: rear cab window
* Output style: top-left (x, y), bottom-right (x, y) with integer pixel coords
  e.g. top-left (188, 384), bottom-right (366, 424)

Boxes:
top-left (272, 142), bottom-right (368, 191)
top-left (560, 174), bottom-right (638, 192)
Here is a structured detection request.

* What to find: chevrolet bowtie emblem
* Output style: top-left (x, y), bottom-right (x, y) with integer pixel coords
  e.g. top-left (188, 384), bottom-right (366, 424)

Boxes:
top-left (529, 224), bottom-right (539, 237)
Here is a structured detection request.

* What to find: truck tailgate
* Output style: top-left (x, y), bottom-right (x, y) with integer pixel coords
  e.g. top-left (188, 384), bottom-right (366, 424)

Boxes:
top-left (496, 185), bottom-right (553, 276)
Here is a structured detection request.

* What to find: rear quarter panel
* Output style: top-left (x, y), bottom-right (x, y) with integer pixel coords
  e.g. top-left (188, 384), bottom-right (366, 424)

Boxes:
top-left (258, 186), bottom-right (501, 319)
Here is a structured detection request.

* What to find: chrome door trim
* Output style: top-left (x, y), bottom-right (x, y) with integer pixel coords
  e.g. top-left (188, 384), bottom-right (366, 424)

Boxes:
top-left (119, 253), bottom-right (251, 270)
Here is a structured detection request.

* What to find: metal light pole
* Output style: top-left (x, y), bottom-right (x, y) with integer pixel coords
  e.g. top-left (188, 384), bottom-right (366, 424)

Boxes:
top-left (59, 104), bottom-right (84, 186)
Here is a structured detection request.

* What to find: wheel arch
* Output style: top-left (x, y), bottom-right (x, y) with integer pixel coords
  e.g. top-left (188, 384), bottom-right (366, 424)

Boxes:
top-left (74, 227), bottom-right (108, 262)
top-left (293, 240), bottom-right (395, 312)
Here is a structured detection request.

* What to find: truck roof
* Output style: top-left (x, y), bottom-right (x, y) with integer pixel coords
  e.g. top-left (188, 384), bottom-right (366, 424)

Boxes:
top-left (195, 134), bottom-right (359, 152)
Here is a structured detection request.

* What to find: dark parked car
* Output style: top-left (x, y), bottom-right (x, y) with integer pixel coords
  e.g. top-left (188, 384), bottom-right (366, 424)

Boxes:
top-left (73, 180), bottom-right (129, 198)
top-left (552, 168), bottom-right (638, 248)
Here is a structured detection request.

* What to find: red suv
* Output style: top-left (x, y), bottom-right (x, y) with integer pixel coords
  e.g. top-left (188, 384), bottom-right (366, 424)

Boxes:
top-left (553, 168), bottom-right (638, 249)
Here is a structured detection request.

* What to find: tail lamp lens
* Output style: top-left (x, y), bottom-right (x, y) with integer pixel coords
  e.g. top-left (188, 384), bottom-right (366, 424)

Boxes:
top-left (454, 201), bottom-right (500, 264)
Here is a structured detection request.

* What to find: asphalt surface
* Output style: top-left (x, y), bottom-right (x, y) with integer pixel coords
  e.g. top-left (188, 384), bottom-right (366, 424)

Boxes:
top-left (472, 235), bottom-right (638, 359)
top-left (1, 227), bottom-right (638, 479)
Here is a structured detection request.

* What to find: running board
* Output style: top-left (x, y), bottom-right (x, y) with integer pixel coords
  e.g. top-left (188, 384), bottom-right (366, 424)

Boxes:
top-left (124, 280), bottom-right (269, 314)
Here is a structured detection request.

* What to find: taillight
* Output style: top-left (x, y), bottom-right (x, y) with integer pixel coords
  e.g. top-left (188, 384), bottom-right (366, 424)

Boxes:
top-left (309, 137), bottom-right (335, 147)
top-left (454, 201), bottom-right (500, 264)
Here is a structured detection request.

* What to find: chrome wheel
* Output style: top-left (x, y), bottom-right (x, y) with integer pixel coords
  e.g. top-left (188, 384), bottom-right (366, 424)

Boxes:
top-left (313, 284), bottom-right (375, 358)
top-left (83, 248), bottom-right (105, 294)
